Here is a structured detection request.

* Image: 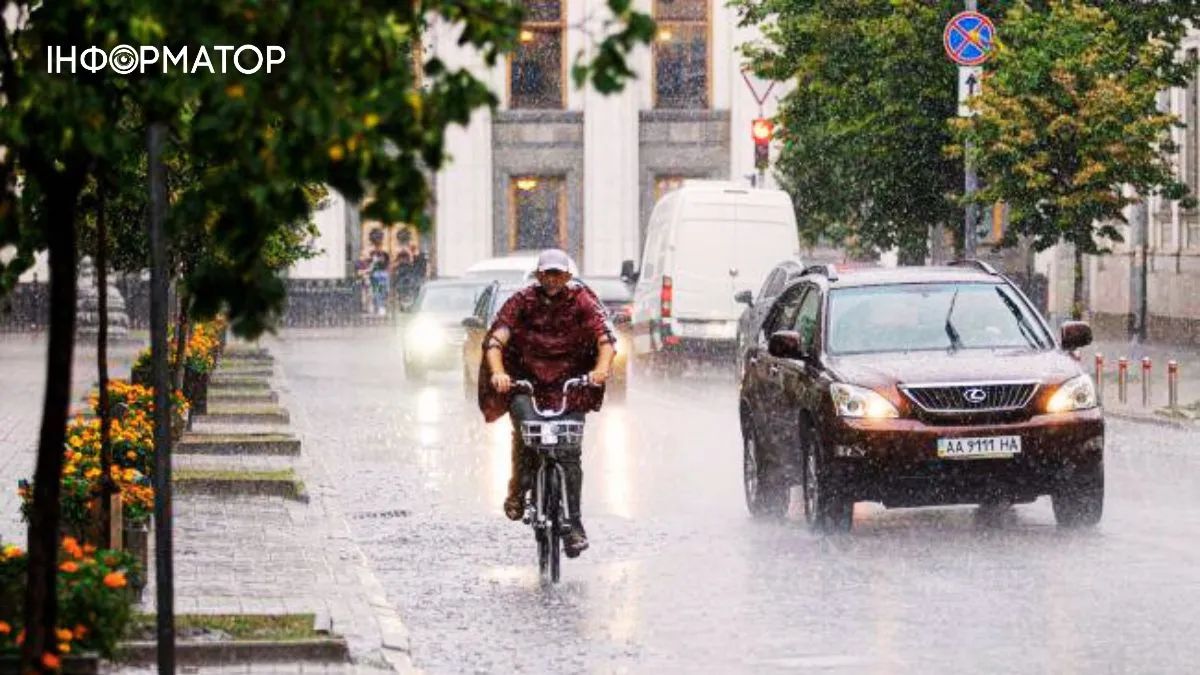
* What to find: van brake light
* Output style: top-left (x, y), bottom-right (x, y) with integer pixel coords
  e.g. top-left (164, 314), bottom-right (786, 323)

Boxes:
top-left (661, 276), bottom-right (673, 319)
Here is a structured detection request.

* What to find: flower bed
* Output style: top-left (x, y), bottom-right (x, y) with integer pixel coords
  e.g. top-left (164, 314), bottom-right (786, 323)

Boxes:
top-left (0, 537), bottom-right (139, 663)
top-left (132, 320), bottom-right (223, 415)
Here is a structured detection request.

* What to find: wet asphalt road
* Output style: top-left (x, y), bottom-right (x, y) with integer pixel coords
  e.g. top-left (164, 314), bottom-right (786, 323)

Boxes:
top-left (270, 327), bottom-right (1200, 674)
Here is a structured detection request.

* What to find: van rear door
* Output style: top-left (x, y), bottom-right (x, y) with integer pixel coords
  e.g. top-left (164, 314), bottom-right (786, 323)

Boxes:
top-left (733, 198), bottom-right (799, 301)
top-left (670, 198), bottom-right (739, 322)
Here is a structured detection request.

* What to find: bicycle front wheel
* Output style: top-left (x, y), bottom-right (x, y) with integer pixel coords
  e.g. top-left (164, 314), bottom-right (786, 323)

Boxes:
top-left (537, 475), bottom-right (562, 583)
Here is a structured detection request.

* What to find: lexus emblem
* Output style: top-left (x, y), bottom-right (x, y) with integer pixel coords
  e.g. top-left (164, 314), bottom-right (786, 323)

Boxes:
top-left (963, 388), bottom-right (988, 404)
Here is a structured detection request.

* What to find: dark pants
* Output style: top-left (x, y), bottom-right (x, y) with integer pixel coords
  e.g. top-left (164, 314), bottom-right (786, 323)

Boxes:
top-left (508, 394), bottom-right (585, 528)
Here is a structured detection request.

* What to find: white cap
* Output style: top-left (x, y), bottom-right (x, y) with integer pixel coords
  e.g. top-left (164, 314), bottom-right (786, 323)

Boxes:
top-left (536, 248), bottom-right (573, 273)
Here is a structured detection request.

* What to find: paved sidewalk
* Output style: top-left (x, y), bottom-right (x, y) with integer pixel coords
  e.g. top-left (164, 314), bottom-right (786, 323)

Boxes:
top-left (0, 334), bottom-right (410, 672)
top-left (1084, 338), bottom-right (1200, 425)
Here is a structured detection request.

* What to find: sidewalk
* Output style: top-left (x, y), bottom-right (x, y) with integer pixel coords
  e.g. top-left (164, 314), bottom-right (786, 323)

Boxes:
top-left (1085, 338), bottom-right (1200, 426)
top-left (0, 334), bottom-right (412, 672)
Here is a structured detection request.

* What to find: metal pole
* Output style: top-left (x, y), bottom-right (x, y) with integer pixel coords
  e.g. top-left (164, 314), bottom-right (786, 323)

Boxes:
top-left (1118, 357), bottom-right (1128, 404)
top-left (148, 121), bottom-right (176, 674)
top-left (1137, 199), bottom-right (1149, 341)
top-left (963, 0), bottom-right (979, 258)
top-left (1094, 353), bottom-right (1104, 407)
top-left (1141, 357), bottom-right (1152, 407)
top-left (1168, 360), bottom-right (1179, 410)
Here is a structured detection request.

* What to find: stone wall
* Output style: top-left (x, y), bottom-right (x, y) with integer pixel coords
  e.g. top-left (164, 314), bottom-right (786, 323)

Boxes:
top-left (637, 110), bottom-right (731, 249)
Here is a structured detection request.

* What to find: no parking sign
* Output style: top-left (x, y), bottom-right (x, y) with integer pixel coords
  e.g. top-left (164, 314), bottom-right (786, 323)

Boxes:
top-left (944, 11), bottom-right (996, 67)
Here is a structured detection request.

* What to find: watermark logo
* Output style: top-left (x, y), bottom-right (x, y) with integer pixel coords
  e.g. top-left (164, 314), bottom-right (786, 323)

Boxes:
top-left (46, 45), bottom-right (286, 75)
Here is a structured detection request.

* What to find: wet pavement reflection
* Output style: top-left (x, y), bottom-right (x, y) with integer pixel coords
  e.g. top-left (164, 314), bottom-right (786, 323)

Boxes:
top-left (271, 327), bottom-right (1200, 674)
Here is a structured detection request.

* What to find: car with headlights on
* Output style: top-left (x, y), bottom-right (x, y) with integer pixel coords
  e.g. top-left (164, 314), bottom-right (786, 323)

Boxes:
top-left (739, 261), bottom-right (1104, 532)
top-left (402, 279), bottom-right (491, 381)
top-left (577, 276), bottom-right (633, 398)
top-left (460, 281), bottom-right (526, 397)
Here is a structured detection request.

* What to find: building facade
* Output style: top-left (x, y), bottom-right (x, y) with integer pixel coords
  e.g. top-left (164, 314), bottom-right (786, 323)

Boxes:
top-left (1069, 29), bottom-right (1200, 343)
top-left (426, 0), bottom-right (787, 277)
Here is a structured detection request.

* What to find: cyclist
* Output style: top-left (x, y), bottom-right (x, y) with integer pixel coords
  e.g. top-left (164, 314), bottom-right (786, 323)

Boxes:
top-left (478, 248), bottom-right (616, 557)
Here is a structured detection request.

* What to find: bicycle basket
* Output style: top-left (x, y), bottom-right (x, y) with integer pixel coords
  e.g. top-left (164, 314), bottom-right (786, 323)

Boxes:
top-left (520, 420), bottom-right (584, 447)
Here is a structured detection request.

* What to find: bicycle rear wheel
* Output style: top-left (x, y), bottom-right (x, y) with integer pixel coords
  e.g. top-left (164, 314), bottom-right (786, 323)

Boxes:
top-left (539, 474), bottom-right (562, 583)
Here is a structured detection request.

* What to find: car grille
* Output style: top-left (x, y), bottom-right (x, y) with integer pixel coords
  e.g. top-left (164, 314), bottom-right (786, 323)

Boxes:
top-left (899, 381), bottom-right (1038, 414)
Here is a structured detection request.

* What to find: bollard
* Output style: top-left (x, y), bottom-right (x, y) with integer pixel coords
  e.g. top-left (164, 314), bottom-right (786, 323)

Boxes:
top-left (1142, 357), bottom-right (1152, 407)
top-left (1094, 353), bottom-right (1104, 407)
top-left (1168, 360), bottom-right (1179, 410)
top-left (1118, 357), bottom-right (1128, 404)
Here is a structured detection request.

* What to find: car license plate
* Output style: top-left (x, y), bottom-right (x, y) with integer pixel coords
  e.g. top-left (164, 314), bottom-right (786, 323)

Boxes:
top-left (936, 435), bottom-right (1021, 459)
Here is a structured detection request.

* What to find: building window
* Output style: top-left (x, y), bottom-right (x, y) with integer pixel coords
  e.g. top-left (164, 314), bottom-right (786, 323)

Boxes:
top-left (509, 176), bottom-right (566, 250)
top-left (510, 0), bottom-right (565, 109)
top-left (653, 0), bottom-right (708, 109)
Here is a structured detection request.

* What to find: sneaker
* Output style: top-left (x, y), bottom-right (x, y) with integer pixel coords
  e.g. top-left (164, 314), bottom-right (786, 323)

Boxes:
top-left (563, 524), bottom-right (589, 558)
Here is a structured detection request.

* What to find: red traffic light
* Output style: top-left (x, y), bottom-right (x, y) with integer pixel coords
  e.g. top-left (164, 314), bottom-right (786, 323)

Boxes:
top-left (751, 118), bottom-right (774, 145)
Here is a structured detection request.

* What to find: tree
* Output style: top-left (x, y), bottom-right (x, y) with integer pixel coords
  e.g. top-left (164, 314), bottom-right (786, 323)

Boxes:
top-left (951, 1), bottom-right (1192, 319)
top-left (0, 1), bottom-right (654, 670)
top-left (734, 0), bottom-right (966, 264)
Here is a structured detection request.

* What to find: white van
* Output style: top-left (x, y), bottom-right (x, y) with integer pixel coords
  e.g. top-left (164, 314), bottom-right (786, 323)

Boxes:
top-left (622, 181), bottom-right (800, 360)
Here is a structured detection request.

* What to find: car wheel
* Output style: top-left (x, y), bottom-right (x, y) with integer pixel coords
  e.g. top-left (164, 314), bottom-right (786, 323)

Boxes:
top-left (800, 425), bottom-right (853, 533)
top-left (743, 424), bottom-right (788, 519)
top-left (1052, 458), bottom-right (1104, 528)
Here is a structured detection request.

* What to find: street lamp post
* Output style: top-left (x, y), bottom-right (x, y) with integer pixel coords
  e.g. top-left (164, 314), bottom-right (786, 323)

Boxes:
top-left (963, 0), bottom-right (980, 258)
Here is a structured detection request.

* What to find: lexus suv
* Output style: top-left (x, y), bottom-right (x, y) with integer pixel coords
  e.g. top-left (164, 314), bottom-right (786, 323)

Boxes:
top-left (739, 261), bottom-right (1103, 532)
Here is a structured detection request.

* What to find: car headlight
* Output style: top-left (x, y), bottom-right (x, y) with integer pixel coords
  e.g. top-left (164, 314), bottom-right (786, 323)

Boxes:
top-left (1045, 374), bottom-right (1097, 413)
top-left (405, 321), bottom-right (445, 354)
top-left (830, 383), bottom-right (899, 419)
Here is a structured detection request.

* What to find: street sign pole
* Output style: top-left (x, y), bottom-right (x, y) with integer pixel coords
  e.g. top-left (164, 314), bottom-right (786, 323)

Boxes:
top-left (963, 0), bottom-right (979, 258)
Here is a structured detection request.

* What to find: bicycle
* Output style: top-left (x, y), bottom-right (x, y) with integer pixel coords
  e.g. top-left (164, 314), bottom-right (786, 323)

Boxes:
top-left (512, 376), bottom-right (590, 583)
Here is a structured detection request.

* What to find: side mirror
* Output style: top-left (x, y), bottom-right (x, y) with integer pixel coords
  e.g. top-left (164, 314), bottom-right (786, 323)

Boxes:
top-left (461, 316), bottom-right (485, 330)
top-left (768, 330), bottom-right (806, 360)
top-left (620, 259), bottom-right (639, 284)
top-left (734, 290), bottom-right (754, 307)
top-left (1060, 321), bottom-right (1092, 351)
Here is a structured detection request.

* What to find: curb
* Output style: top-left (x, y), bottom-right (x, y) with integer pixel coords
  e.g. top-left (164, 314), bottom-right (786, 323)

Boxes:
top-left (195, 410), bottom-right (291, 425)
top-left (1103, 409), bottom-right (1197, 430)
top-left (176, 433), bottom-right (301, 456)
top-left (114, 637), bottom-right (349, 666)
top-left (208, 390), bottom-right (280, 404)
top-left (174, 476), bottom-right (308, 502)
top-left (215, 367), bottom-right (275, 377)
top-left (210, 375), bottom-right (272, 388)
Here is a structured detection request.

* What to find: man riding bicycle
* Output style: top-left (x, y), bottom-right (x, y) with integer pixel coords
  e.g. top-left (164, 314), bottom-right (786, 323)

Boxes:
top-left (478, 248), bottom-right (616, 557)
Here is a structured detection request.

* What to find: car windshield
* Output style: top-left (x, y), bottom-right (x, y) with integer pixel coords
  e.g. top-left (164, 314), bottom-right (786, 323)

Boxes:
top-left (417, 284), bottom-right (485, 313)
top-left (579, 278), bottom-right (632, 301)
top-left (827, 282), bottom-right (1052, 355)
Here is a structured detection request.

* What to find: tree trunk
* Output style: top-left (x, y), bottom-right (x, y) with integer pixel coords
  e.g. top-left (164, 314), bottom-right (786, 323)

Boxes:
top-left (97, 193), bottom-right (116, 548)
top-left (171, 286), bottom-right (189, 393)
top-left (21, 183), bottom-right (81, 672)
top-left (1072, 246), bottom-right (1085, 321)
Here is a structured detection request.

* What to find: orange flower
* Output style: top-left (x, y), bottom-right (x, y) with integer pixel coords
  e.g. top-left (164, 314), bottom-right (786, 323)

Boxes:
top-left (41, 652), bottom-right (61, 669)
top-left (61, 536), bottom-right (83, 559)
top-left (2, 544), bottom-right (21, 559)
top-left (103, 571), bottom-right (127, 588)
top-left (82, 544), bottom-right (96, 555)
top-left (0, 620), bottom-right (10, 634)
top-left (15, 628), bottom-right (24, 645)
top-left (56, 628), bottom-right (72, 642)
top-left (59, 561), bottom-right (79, 573)
top-left (59, 642), bottom-right (71, 654)
top-left (72, 624), bottom-right (88, 639)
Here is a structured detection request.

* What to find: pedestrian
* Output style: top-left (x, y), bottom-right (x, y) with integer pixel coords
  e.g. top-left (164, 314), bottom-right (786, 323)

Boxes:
top-left (361, 228), bottom-right (391, 316)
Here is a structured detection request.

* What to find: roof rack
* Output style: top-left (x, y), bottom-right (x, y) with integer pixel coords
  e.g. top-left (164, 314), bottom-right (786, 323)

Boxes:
top-left (801, 263), bottom-right (839, 282)
top-left (947, 259), bottom-right (1000, 276)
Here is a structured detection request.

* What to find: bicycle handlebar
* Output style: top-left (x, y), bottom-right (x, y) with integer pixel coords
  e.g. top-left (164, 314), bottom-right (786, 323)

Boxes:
top-left (512, 376), bottom-right (592, 417)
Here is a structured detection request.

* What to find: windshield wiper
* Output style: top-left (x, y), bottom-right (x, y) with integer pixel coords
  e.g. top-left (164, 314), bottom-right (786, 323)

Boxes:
top-left (944, 288), bottom-right (962, 353)
top-left (995, 287), bottom-right (1043, 349)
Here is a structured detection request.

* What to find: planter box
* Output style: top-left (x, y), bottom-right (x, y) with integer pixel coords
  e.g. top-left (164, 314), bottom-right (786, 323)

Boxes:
top-left (123, 519), bottom-right (149, 602)
top-left (182, 369), bottom-right (210, 416)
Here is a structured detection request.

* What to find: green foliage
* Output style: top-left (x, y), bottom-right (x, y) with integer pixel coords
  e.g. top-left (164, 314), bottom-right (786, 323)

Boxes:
top-left (734, 0), bottom-right (967, 263)
top-left (951, 1), bottom-right (1192, 256)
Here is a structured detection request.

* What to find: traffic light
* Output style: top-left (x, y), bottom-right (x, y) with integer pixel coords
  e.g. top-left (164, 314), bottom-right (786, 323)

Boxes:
top-left (752, 117), bottom-right (774, 169)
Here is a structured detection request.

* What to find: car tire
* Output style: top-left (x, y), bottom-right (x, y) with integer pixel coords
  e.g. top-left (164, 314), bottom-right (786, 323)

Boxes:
top-left (1052, 458), bottom-right (1104, 528)
top-left (743, 423), bottom-right (788, 519)
top-left (800, 424), bottom-right (853, 533)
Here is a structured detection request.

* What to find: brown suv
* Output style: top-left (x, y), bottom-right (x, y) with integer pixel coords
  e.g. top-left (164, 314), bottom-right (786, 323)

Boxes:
top-left (739, 262), bottom-right (1103, 532)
